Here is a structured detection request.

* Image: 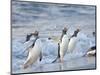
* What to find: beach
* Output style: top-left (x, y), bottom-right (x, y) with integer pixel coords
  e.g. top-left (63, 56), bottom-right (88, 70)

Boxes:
top-left (12, 56), bottom-right (96, 74)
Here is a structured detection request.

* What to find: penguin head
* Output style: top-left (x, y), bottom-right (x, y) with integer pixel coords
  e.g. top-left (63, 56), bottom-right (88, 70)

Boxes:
top-left (25, 31), bottom-right (39, 42)
top-left (76, 29), bottom-right (80, 33)
top-left (31, 30), bottom-right (39, 37)
top-left (75, 28), bottom-right (80, 35)
top-left (71, 28), bottom-right (80, 37)
top-left (48, 37), bottom-right (52, 40)
top-left (62, 27), bottom-right (68, 34)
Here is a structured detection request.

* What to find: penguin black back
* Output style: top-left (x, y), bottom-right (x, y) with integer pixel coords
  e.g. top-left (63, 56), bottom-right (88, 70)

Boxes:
top-left (90, 46), bottom-right (96, 51)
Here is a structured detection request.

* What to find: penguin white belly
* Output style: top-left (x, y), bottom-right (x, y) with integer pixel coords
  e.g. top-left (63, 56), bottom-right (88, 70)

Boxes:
top-left (23, 39), bottom-right (42, 68)
top-left (87, 50), bottom-right (96, 55)
top-left (27, 45), bottom-right (41, 63)
top-left (60, 35), bottom-right (69, 57)
top-left (68, 37), bottom-right (77, 52)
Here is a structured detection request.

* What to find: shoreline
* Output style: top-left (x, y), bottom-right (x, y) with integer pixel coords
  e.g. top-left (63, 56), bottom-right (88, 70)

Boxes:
top-left (12, 56), bottom-right (96, 74)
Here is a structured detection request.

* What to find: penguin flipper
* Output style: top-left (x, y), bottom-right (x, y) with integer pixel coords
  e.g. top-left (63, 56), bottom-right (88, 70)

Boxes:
top-left (39, 52), bottom-right (42, 61)
top-left (26, 34), bottom-right (32, 42)
top-left (58, 43), bottom-right (60, 58)
top-left (52, 43), bottom-right (60, 63)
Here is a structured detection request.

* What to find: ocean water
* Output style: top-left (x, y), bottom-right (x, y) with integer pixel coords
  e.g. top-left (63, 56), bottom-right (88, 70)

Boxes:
top-left (12, 0), bottom-right (96, 73)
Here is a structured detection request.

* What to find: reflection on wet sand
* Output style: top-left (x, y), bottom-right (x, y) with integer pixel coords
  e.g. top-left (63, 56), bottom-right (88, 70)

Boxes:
top-left (13, 56), bottom-right (95, 74)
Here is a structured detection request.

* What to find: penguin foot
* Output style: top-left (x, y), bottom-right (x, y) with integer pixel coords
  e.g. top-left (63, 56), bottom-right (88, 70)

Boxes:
top-left (22, 64), bottom-right (29, 69)
top-left (60, 59), bottom-right (64, 63)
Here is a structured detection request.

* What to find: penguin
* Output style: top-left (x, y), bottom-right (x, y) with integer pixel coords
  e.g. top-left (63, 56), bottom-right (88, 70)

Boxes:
top-left (67, 29), bottom-right (80, 53)
top-left (22, 31), bottom-right (43, 69)
top-left (52, 27), bottom-right (69, 63)
top-left (83, 31), bottom-right (96, 56)
top-left (86, 46), bottom-right (96, 56)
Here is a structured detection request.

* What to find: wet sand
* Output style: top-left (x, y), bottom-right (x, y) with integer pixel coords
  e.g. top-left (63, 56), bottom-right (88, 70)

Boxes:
top-left (12, 56), bottom-right (96, 74)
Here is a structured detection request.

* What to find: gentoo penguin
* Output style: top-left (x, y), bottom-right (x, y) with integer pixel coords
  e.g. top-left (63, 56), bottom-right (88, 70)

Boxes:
top-left (85, 32), bottom-right (96, 56)
top-left (52, 27), bottom-right (69, 63)
top-left (86, 46), bottom-right (96, 56)
top-left (67, 29), bottom-right (80, 53)
top-left (22, 31), bottom-right (42, 69)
